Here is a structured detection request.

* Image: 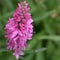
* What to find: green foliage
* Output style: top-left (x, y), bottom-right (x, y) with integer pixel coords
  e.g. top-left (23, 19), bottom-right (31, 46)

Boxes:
top-left (0, 0), bottom-right (60, 60)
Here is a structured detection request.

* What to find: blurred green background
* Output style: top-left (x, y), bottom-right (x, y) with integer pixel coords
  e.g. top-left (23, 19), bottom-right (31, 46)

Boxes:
top-left (0, 0), bottom-right (60, 60)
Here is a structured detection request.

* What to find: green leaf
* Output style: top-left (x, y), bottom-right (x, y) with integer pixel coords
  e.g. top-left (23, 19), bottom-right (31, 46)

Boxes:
top-left (45, 0), bottom-right (58, 10)
top-left (39, 36), bottom-right (60, 41)
top-left (23, 53), bottom-right (34, 60)
top-left (51, 48), bottom-right (60, 60)
top-left (36, 42), bottom-right (45, 60)
top-left (34, 10), bottom-right (56, 22)
top-left (43, 19), bottom-right (55, 35)
top-left (46, 41), bottom-right (56, 60)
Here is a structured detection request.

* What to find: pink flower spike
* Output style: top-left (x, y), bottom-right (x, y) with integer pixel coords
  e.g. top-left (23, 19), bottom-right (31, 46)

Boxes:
top-left (5, 0), bottom-right (33, 60)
